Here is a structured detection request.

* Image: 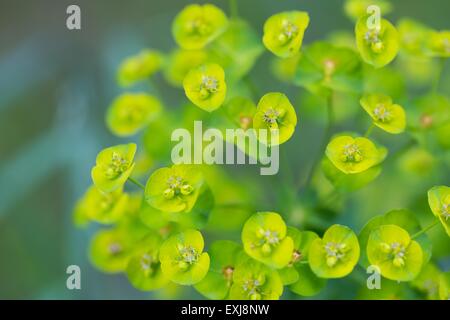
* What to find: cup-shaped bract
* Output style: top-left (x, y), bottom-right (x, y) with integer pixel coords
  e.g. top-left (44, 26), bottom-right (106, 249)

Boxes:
top-left (172, 4), bottom-right (229, 50)
top-left (194, 240), bottom-right (244, 299)
top-left (91, 143), bottom-right (137, 193)
top-left (126, 233), bottom-right (169, 291)
top-left (355, 16), bottom-right (399, 68)
top-left (164, 49), bottom-right (209, 87)
top-left (428, 186), bottom-right (450, 237)
top-left (229, 257), bottom-right (284, 300)
top-left (145, 164), bottom-right (204, 213)
top-left (325, 135), bottom-right (385, 174)
top-left (241, 212), bottom-right (294, 269)
top-left (82, 186), bottom-right (128, 224)
top-left (89, 228), bottom-right (133, 273)
top-left (397, 19), bottom-right (431, 57)
top-left (252, 92), bottom-right (297, 145)
top-left (367, 225), bottom-right (423, 281)
top-left (309, 224), bottom-right (360, 278)
top-left (183, 63), bottom-right (227, 112)
top-left (360, 93), bottom-right (406, 134)
top-left (426, 30), bottom-right (450, 58)
top-left (159, 229), bottom-right (210, 285)
top-left (358, 209), bottom-right (432, 269)
top-left (293, 42), bottom-right (362, 95)
top-left (117, 49), bottom-right (163, 87)
top-left (107, 93), bottom-right (162, 137)
top-left (262, 11), bottom-right (310, 58)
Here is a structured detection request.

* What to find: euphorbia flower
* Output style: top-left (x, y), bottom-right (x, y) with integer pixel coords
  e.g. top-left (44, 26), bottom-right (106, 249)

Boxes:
top-left (183, 63), bottom-right (227, 112)
top-left (309, 224), bottom-right (360, 278)
top-left (428, 186), bottom-right (450, 237)
top-left (159, 229), bottom-right (210, 285)
top-left (262, 11), bottom-right (310, 58)
top-left (360, 93), bottom-right (406, 134)
top-left (145, 164), bottom-right (204, 213)
top-left (172, 4), bottom-right (228, 50)
top-left (355, 15), bottom-right (400, 68)
top-left (241, 212), bottom-right (294, 269)
top-left (117, 49), bottom-right (163, 87)
top-left (367, 225), bottom-right (423, 281)
top-left (326, 135), bottom-right (386, 174)
top-left (107, 93), bottom-right (162, 137)
top-left (252, 92), bottom-right (297, 145)
top-left (91, 143), bottom-right (137, 193)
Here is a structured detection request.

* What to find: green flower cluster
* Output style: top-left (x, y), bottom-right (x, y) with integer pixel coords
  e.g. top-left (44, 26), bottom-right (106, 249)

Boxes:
top-left (73, 0), bottom-right (450, 300)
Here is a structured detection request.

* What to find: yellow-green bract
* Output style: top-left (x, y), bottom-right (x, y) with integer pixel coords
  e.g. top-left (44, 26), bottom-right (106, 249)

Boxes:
top-left (172, 4), bottom-right (229, 50)
top-left (367, 225), bottom-right (423, 281)
top-left (91, 143), bottom-right (137, 193)
top-left (159, 229), bottom-right (210, 285)
top-left (241, 212), bottom-right (294, 269)
top-left (252, 92), bottom-right (297, 145)
top-left (325, 135), bottom-right (386, 174)
top-left (106, 93), bottom-right (162, 137)
top-left (355, 15), bottom-right (400, 68)
top-left (262, 11), bottom-right (309, 58)
top-left (428, 186), bottom-right (450, 237)
top-left (360, 93), bottom-right (406, 134)
top-left (117, 49), bottom-right (163, 87)
top-left (309, 224), bottom-right (360, 278)
top-left (145, 164), bottom-right (204, 213)
top-left (183, 63), bottom-right (227, 112)
top-left (126, 233), bottom-right (169, 291)
top-left (229, 257), bottom-right (284, 300)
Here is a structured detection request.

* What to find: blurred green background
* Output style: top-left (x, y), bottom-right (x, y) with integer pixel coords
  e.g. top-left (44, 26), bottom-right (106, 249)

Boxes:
top-left (0, 0), bottom-right (449, 299)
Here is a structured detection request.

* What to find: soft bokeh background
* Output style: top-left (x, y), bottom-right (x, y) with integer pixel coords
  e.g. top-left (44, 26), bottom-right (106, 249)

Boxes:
top-left (0, 0), bottom-right (449, 299)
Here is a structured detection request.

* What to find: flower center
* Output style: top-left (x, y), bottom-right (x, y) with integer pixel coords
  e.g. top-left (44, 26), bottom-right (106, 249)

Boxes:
top-left (342, 143), bottom-right (363, 162)
top-left (324, 242), bottom-right (347, 267)
top-left (105, 152), bottom-right (129, 179)
top-left (242, 278), bottom-right (262, 300)
top-left (373, 104), bottom-right (392, 122)
top-left (140, 253), bottom-right (159, 276)
top-left (163, 175), bottom-right (193, 199)
top-left (108, 242), bottom-right (122, 255)
top-left (199, 75), bottom-right (219, 99)
top-left (177, 245), bottom-right (199, 269)
top-left (364, 29), bottom-right (384, 53)
top-left (255, 228), bottom-right (280, 255)
top-left (262, 108), bottom-right (282, 128)
top-left (380, 241), bottom-right (406, 267)
top-left (186, 18), bottom-right (211, 36)
top-left (278, 20), bottom-right (299, 44)
top-left (121, 103), bottom-right (146, 123)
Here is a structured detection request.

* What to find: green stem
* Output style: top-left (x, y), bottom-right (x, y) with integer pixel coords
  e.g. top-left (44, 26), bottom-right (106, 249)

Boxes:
top-left (301, 92), bottom-right (334, 191)
top-left (364, 123), bottom-right (375, 138)
top-left (411, 219), bottom-right (440, 239)
top-left (127, 176), bottom-right (146, 190)
top-left (298, 260), bottom-right (309, 265)
top-left (229, 0), bottom-right (238, 18)
top-left (432, 58), bottom-right (446, 94)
